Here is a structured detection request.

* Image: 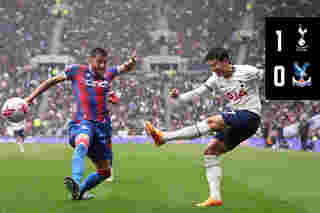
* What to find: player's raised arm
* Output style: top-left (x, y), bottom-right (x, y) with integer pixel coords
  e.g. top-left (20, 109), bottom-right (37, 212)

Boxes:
top-left (118, 50), bottom-right (137, 74)
top-left (170, 75), bottom-right (216, 106)
top-left (24, 74), bottom-right (66, 105)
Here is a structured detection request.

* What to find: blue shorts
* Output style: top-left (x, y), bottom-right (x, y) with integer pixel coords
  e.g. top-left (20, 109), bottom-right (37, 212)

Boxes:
top-left (68, 120), bottom-right (113, 162)
top-left (214, 110), bottom-right (261, 151)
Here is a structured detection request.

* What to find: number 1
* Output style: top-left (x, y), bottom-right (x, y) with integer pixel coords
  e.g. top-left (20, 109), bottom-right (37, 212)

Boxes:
top-left (276, 30), bottom-right (282, 52)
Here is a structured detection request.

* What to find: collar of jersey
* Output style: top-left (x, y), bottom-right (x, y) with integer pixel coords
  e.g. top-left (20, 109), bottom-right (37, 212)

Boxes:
top-left (88, 64), bottom-right (107, 79)
top-left (88, 64), bottom-right (96, 76)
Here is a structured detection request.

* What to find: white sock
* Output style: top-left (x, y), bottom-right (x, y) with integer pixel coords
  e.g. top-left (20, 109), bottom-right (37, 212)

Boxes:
top-left (106, 168), bottom-right (113, 181)
top-left (204, 155), bottom-right (222, 201)
top-left (163, 120), bottom-right (211, 142)
top-left (18, 142), bottom-right (25, 153)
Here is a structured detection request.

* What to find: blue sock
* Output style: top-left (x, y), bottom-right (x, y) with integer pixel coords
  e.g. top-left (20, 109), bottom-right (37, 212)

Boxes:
top-left (80, 172), bottom-right (108, 194)
top-left (72, 143), bottom-right (88, 184)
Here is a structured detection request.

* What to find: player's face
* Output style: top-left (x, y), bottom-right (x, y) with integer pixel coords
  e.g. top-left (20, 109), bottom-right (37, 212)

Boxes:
top-left (207, 59), bottom-right (232, 77)
top-left (90, 55), bottom-right (107, 72)
top-left (207, 59), bottom-right (225, 76)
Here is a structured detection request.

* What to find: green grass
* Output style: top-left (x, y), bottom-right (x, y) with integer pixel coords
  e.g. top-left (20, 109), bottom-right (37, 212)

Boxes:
top-left (0, 143), bottom-right (319, 213)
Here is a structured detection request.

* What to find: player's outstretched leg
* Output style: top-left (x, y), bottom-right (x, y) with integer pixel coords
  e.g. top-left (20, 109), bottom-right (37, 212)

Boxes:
top-left (65, 134), bottom-right (89, 199)
top-left (146, 116), bottom-right (224, 147)
top-left (195, 139), bottom-right (226, 207)
top-left (71, 135), bottom-right (89, 184)
top-left (79, 160), bottom-right (111, 199)
top-left (145, 121), bottom-right (165, 146)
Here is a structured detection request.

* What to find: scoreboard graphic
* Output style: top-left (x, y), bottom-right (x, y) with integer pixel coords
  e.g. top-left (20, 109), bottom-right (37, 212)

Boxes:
top-left (265, 17), bottom-right (319, 100)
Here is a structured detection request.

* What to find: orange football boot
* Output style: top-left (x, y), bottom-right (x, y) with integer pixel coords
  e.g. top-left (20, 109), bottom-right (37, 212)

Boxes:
top-left (145, 121), bottom-right (165, 147)
top-left (194, 197), bottom-right (223, 207)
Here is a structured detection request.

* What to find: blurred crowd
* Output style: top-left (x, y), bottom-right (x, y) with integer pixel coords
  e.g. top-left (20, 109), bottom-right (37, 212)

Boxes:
top-left (0, 0), bottom-right (319, 143)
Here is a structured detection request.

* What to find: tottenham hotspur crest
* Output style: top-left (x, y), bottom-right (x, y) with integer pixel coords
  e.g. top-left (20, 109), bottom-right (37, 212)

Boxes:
top-left (292, 62), bottom-right (311, 87)
top-left (296, 24), bottom-right (309, 52)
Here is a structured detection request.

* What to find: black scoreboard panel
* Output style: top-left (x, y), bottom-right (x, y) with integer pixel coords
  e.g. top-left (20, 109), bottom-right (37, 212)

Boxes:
top-left (265, 17), bottom-right (319, 100)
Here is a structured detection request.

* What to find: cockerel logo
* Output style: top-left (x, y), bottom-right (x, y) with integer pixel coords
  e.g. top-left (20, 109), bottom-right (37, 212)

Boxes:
top-left (296, 24), bottom-right (309, 51)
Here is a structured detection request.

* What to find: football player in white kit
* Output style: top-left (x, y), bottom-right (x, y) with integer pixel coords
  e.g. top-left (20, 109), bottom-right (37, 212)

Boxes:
top-left (145, 47), bottom-right (263, 207)
top-left (6, 119), bottom-right (25, 153)
top-left (1, 99), bottom-right (27, 153)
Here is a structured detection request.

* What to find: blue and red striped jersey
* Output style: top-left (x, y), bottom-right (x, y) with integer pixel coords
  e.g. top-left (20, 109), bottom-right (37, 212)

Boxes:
top-left (64, 64), bottom-right (119, 123)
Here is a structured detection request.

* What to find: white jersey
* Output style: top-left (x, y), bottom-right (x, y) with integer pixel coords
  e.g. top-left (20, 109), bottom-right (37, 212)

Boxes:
top-left (204, 65), bottom-right (264, 116)
top-left (8, 120), bottom-right (25, 130)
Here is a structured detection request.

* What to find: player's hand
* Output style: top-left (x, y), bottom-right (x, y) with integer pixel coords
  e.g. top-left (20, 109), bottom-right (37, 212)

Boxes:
top-left (24, 97), bottom-right (33, 106)
top-left (108, 97), bottom-right (115, 104)
top-left (108, 97), bottom-right (118, 104)
top-left (108, 91), bottom-right (119, 104)
top-left (170, 88), bottom-right (180, 98)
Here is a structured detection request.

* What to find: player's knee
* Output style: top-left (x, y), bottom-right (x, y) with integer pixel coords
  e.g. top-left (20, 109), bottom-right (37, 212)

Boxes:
top-left (204, 140), bottom-right (226, 156)
top-left (207, 115), bottom-right (225, 131)
top-left (75, 134), bottom-right (89, 149)
top-left (97, 168), bottom-right (111, 179)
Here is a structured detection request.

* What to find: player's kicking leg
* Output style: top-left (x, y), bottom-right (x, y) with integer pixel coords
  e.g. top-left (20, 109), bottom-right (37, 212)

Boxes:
top-left (146, 114), bottom-right (226, 206)
top-left (146, 110), bottom-right (260, 207)
top-left (145, 115), bottom-right (225, 146)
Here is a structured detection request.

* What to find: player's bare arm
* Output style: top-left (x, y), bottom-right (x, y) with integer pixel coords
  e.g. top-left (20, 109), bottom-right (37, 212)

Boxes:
top-left (24, 74), bottom-right (66, 104)
top-left (118, 50), bottom-right (137, 74)
top-left (170, 57), bottom-right (231, 105)
top-left (169, 74), bottom-right (215, 107)
top-left (170, 85), bottom-right (211, 104)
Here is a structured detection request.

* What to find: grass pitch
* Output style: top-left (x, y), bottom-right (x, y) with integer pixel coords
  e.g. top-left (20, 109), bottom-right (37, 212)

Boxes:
top-left (0, 143), bottom-right (319, 213)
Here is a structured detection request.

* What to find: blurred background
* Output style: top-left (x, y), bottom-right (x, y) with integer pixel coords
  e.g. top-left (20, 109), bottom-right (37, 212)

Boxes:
top-left (0, 0), bottom-right (318, 151)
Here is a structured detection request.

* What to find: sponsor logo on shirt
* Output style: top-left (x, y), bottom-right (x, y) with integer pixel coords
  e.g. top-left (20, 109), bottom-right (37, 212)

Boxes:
top-left (82, 79), bottom-right (109, 88)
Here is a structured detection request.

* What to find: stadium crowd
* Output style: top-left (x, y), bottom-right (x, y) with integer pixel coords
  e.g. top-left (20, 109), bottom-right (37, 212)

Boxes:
top-left (0, 0), bottom-right (319, 146)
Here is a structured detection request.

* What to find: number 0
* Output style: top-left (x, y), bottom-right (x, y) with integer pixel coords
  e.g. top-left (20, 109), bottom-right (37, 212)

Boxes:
top-left (274, 66), bottom-right (285, 87)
